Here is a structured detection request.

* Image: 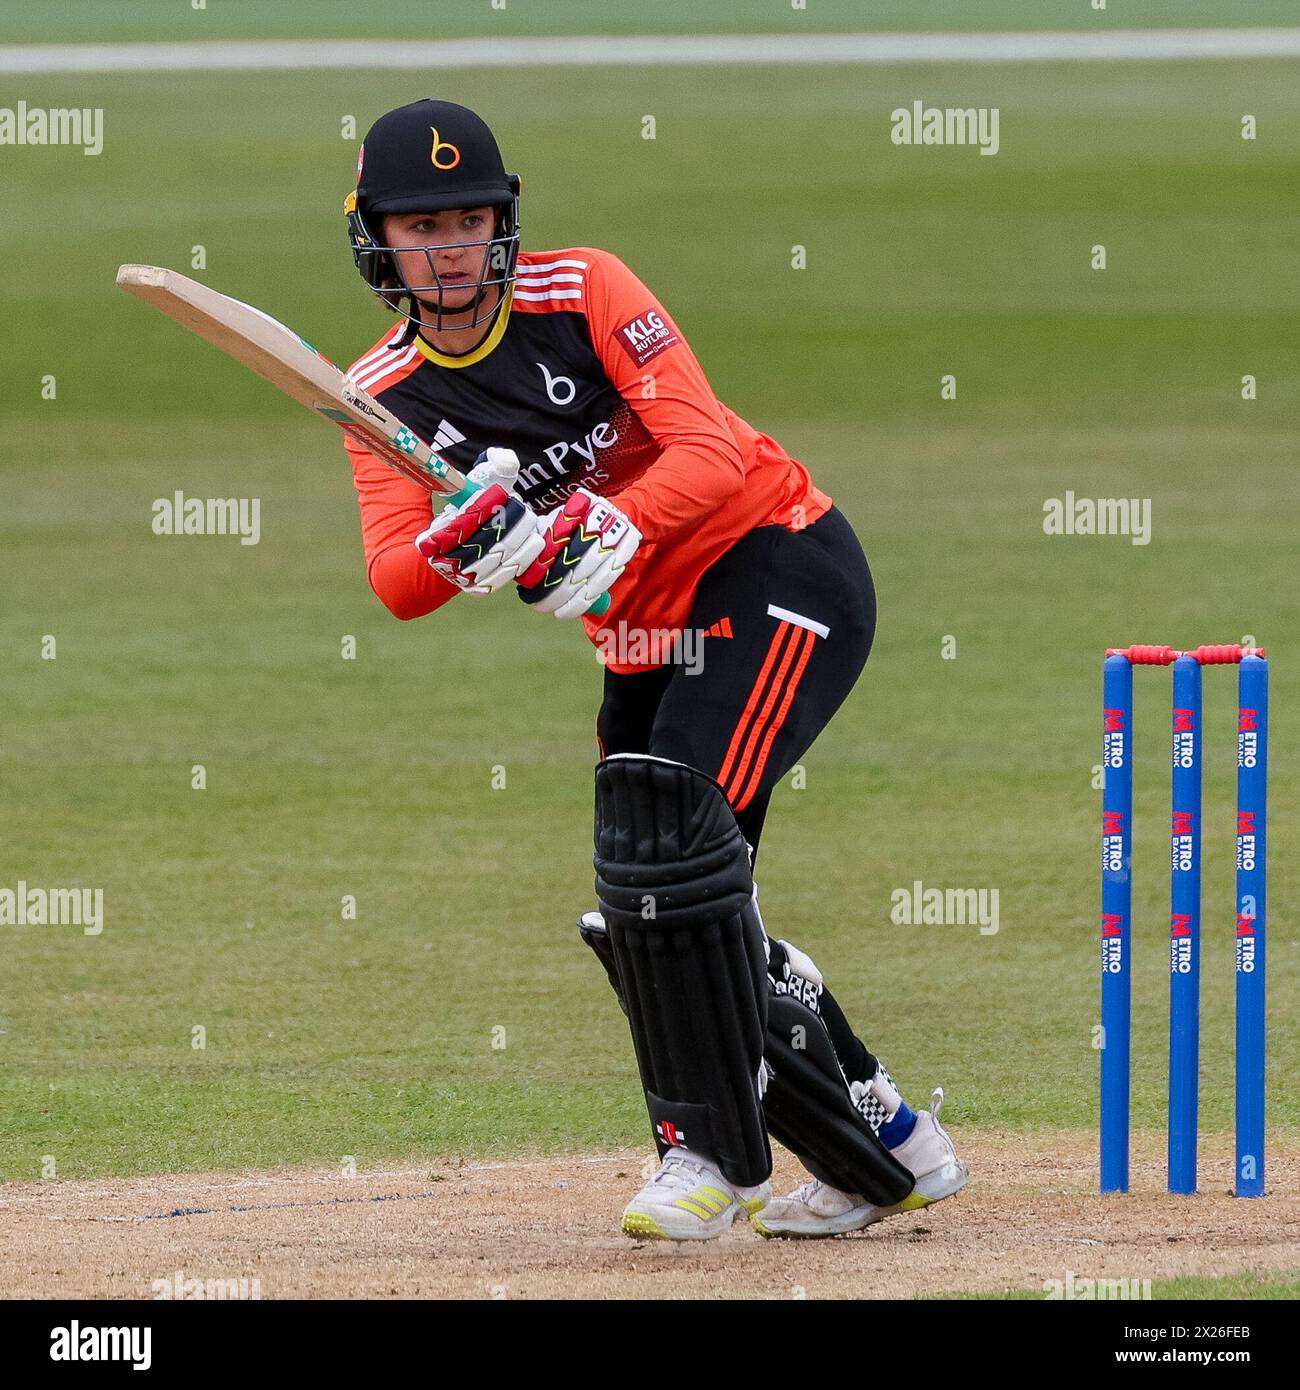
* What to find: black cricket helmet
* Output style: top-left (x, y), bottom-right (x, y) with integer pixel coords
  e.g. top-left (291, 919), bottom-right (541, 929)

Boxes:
top-left (345, 99), bottom-right (521, 330)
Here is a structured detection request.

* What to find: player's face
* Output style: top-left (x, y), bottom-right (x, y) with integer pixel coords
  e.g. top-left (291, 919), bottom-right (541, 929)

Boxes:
top-left (383, 207), bottom-right (497, 314)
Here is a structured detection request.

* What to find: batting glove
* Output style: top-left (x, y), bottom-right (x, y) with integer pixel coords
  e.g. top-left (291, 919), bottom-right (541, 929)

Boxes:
top-left (414, 448), bottom-right (545, 595)
top-left (515, 487), bottom-right (641, 619)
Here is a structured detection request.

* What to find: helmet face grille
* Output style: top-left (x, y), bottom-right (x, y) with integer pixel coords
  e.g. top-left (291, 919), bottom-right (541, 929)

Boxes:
top-left (346, 194), bottom-right (521, 332)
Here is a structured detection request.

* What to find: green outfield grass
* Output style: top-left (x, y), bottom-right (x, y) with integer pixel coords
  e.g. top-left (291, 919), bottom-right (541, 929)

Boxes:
top-left (2, 1), bottom-right (1297, 45)
top-left (0, 57), bottom-right (1296, 1180)
top-left (928, 1270), bottom-right (1300, 1300)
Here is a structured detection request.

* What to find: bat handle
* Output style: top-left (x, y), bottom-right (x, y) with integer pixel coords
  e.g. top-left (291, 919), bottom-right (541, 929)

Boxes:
top-left (443, 482), bottom-right (613, 617)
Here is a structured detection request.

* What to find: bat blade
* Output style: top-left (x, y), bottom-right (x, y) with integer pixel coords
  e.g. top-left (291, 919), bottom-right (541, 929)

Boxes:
top-left (115, 264), bottom-right (468, 497)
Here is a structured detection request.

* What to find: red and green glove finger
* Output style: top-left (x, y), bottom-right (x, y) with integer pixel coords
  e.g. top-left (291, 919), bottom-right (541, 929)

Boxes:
top-left (516, 487), bottom-right (642, 620)
top-left (414, 448), bottom-right (545, 594)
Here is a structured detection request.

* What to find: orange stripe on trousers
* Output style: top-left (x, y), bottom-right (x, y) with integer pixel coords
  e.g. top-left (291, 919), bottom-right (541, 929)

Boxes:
top-left (723, 623), bottom-right (805, 804)
top-left (733, 625), bottom-right (817, 811)
top-left (716, 621), bottom-right (794, 792)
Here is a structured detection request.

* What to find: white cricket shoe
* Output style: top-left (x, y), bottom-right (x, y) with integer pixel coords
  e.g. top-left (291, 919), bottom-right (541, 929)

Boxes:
top-left (752, 1087), bottom-right (970, 1238)
top-left (622, 1147), bottom-right (771, 1241)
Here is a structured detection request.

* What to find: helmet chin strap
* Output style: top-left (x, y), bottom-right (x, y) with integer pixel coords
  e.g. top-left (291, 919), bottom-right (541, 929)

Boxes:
top-left (420, 280), bottom-right (486, 319)
top-left (412, 280), bottom-right (502, 351)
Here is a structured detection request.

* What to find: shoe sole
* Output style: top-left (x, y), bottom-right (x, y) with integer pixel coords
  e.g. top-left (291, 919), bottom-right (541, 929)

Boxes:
top-left (622, 1195), bottom-right (763, 1243)
top-left (904, 1159), bottom-right (971, 1208)
top-left (751, 1165), bottom-right (971, 1238)
top-left (622, 1212), bottom-right (671, 1240)
top-left (750, 1207), bottom-right (885, 1239)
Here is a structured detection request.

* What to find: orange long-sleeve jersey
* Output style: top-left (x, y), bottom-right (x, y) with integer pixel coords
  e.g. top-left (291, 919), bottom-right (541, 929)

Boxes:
top-left (345, 246), bottom-right (830, 673)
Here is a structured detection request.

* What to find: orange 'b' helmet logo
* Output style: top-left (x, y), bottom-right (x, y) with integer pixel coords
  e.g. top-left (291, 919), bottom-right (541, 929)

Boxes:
top-left (430, 127), bottom-right (461, 170)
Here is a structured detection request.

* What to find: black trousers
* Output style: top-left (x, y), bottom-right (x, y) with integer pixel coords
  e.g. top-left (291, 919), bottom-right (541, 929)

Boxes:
top-left (596, 506), bottom-right (876, 854)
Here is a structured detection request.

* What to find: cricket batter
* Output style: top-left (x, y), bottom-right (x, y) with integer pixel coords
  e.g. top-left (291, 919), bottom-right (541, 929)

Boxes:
top-left (343, 100), bottom-right (968, 1239)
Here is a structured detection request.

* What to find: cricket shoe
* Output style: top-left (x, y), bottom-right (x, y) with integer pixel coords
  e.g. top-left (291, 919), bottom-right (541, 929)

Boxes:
top-left (622, 1147), bottom-right (771, 1242)
top-left (752, 1087), bottom-right (969, 1238)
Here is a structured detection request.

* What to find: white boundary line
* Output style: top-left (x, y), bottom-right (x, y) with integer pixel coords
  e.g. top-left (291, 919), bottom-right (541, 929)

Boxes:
top-left (1, 30), bottom-right (1300, 74)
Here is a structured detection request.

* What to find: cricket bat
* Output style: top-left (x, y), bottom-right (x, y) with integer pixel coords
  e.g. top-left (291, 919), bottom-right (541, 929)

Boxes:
top-left (116, 263), bottom-right (473, 499)
top-left (115, 264), bottom-right (613, 613)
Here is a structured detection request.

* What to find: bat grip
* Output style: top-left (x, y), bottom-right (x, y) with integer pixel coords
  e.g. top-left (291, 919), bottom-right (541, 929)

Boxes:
top-left (445, 482), bottom-right (613, 617)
